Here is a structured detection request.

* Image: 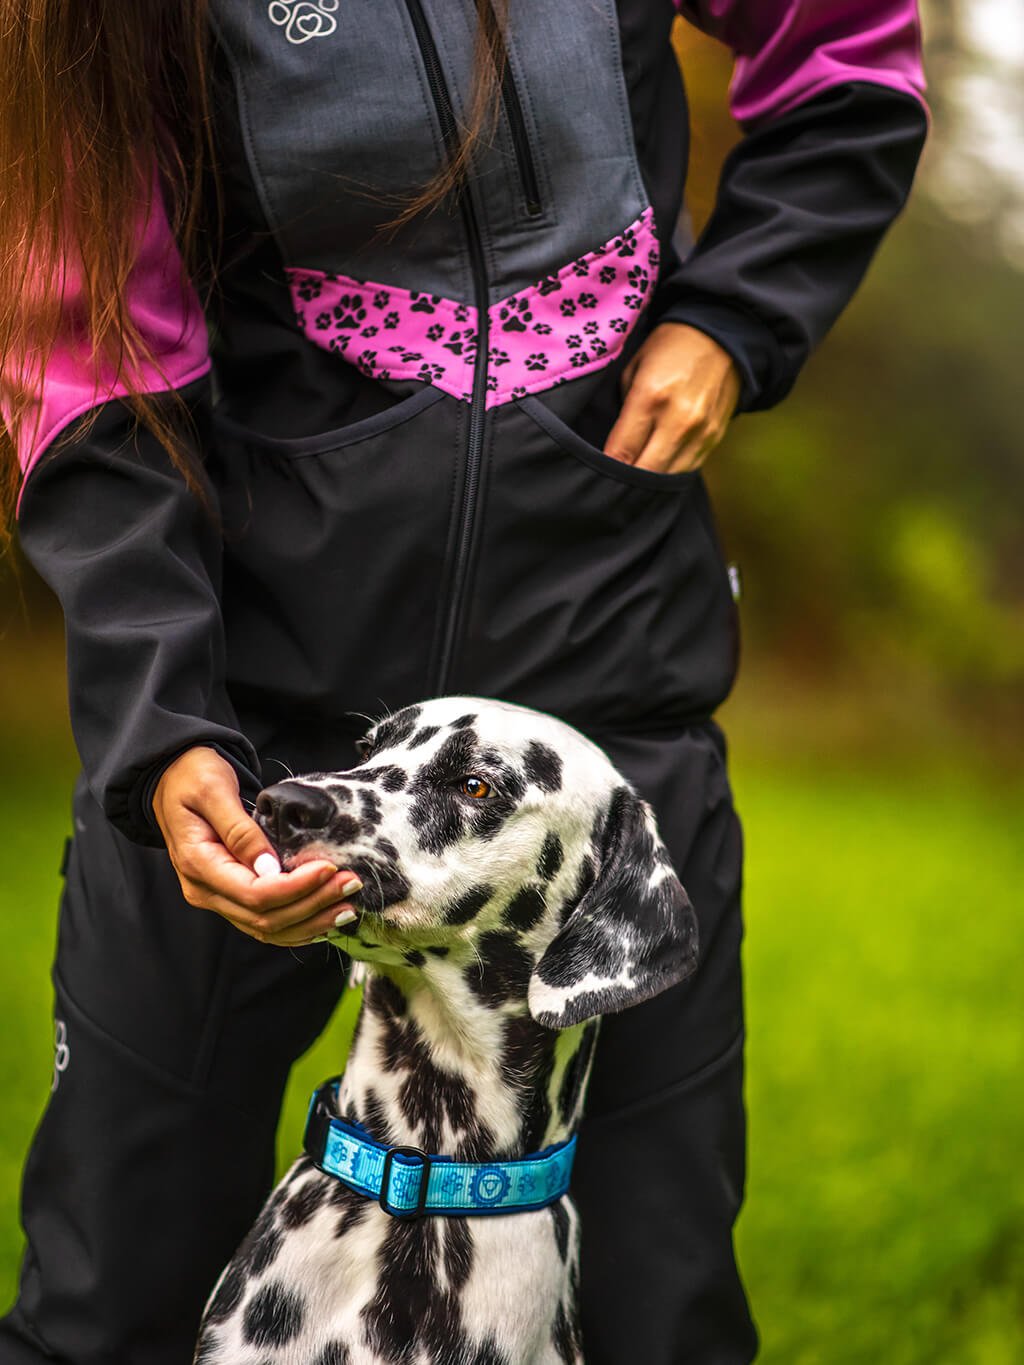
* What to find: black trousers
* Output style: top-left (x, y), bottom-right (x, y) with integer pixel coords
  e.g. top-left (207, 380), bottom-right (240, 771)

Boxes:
top-left (0, 722), bottom-right (757, 1364)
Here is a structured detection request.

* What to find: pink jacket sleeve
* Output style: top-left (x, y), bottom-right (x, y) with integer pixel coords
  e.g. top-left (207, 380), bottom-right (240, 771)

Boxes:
top-left (675, 0), bottom-right (927, 128)
top-left (13, 168), bottom-right (211, 499)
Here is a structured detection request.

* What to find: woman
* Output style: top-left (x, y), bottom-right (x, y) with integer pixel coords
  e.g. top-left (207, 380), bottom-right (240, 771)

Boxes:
top-left (0, 2), bottom-right (927, 1361)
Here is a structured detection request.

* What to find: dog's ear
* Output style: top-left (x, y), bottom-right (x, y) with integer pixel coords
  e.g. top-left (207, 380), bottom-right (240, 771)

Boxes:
top-left (528, 786), bottom-right (699, 1030)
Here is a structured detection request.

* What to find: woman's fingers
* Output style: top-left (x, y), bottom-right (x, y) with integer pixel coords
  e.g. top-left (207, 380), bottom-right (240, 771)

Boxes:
top-left (602, 389), bottom-right (654, 467)
top-left (193, 883), bottom-right (362, 946)
top-left (606, 322), bottom-right (740, 473)
top-left (152, 745), bottom-right (364, 945)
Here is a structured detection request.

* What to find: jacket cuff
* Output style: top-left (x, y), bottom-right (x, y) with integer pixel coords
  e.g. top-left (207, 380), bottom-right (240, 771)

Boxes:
top-left (647, 290), bottom-right (787, 412)
top-left (130, 737), bottom-right (263, 849)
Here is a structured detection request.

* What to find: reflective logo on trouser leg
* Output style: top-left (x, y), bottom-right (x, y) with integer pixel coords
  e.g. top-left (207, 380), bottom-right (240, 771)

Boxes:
top-left (52, 1019), bottom-right (69, 1092)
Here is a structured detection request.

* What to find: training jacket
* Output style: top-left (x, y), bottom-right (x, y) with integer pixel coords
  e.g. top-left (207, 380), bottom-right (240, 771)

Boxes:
top-left (12, 0), bottom-right (928, 847)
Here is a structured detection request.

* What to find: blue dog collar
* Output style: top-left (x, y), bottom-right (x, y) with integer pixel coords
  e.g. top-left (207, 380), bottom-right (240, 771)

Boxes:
top-left (303, 1078), bottom-right (576, 1219)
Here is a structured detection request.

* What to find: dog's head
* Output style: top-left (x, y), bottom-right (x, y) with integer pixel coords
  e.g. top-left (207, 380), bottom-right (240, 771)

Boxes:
top-left (256, 698), bottom-right (698, 1027)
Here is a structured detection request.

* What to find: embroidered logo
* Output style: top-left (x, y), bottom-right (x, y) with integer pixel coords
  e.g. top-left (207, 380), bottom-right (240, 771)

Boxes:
top-left (268, 0), bottom-right (338, 44)
top-left (52, 1019), bottom-right (69, 1093)
top-left (470, 1166), bottom-right (511, 1207)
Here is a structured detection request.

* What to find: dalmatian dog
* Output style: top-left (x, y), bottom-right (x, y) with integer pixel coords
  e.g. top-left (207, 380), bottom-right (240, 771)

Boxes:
top-left (194, 697), bottom-right (698, 1365)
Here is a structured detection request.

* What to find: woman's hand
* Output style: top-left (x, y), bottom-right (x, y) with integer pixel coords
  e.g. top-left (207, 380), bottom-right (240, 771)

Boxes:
top-left (604, 322), bottom-right (741, 474)
top-left (152, 746), bottom-right (362, 947)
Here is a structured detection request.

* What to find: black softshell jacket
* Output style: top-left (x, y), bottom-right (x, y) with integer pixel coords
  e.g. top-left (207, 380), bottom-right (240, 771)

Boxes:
top-left (13, 0), bottom-right (928, 845)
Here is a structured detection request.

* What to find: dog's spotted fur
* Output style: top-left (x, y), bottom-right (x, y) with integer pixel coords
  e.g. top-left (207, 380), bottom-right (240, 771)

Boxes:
top-left (195, 698), bottom-right (698, 1365)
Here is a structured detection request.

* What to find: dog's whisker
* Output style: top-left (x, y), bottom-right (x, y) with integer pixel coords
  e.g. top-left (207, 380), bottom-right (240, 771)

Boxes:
top-left (343, 709), bottom-right (378, 728)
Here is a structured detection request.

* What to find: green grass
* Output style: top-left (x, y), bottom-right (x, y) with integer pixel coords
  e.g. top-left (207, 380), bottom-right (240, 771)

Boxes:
top-left (1, 753), bottom-right (1022, 1361)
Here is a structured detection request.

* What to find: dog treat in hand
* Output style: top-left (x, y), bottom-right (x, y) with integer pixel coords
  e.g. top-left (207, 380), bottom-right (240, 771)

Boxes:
top-left (253, 852), bottom-right (282, 879)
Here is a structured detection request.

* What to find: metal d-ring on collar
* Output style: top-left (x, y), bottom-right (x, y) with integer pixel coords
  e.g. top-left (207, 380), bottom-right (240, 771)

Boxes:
top-left (303, 1077), bottom-right (577, 1219)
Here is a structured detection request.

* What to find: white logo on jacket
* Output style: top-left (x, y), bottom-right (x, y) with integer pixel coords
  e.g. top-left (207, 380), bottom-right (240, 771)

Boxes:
top-left (267, 0), bottom-right (338, 44)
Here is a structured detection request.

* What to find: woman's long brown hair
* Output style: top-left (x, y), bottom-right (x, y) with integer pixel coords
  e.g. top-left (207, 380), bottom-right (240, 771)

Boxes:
top-left (0, 0), bottom-right (509, 549)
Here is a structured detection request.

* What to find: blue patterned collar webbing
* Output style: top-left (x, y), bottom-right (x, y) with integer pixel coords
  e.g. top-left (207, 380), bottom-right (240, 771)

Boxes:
top-left (303, 1078), bottom-right (577, 1219)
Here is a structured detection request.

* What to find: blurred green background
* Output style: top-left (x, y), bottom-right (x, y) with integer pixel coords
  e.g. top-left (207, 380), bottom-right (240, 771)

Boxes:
top-left (1, 3), bottom-right (1022, 1360)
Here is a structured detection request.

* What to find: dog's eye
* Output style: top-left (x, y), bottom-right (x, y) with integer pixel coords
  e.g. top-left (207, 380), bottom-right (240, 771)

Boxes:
top-left (355, 737), bottom-right (374, 763)
top-left (460, 776), bottom-right (492, 799)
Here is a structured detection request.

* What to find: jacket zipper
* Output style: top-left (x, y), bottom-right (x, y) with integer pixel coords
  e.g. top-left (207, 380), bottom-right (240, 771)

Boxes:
top-left (404, 0), bottom-right (491, 694)
top-left (498, 56), bottom-right (543, 217)
top-left (479, 0), bottom-right (543, 218)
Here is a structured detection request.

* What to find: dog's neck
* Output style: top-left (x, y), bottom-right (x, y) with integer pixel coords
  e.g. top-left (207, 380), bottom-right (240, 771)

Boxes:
top-left (336, 950), bottom-right (597, 1163)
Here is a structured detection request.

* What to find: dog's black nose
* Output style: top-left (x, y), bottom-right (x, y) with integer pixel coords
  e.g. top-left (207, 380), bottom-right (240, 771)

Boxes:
top-left (255, 783), bottom-right (336, 845)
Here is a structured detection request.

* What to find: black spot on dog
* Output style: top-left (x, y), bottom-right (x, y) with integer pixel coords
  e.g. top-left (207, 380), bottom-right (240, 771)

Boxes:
top-left (311, 1343), bottom-right (351, 1365)
top-left (520, 1043), bottom-right (556, 1153)
top-left (362, 1088), bottom-right (394, 1144)
top-left (375, 836), bottom-right (400, 861)
top-left (558, 1023), bottom-right (599, 1125)
top-left (409, 724), bottom-right (440, 748)
top-left (398, 1050), bottom-right (476, 1151)
top-left (504, 884), bottom-right (546, 932)
top-left (283, 1155), bottom-right (313, 1186)
top-left (443, 1218), bottom-right (474, 1292)
top-left (249, 1224), bottom-right (284, 1275)
top-left (281, 1177), bottom-right (328, 1229)
top-left (203, 1259), bottom-right (246, 1324)
top-left (349, 856), bottom-right (410, 911)
top-left (329, 784), bottom-right (353, 804)
top-left (329, 1174), bottom-right (371, 1236)
top-left (479, 751), bottom-right (528, 805)
top-left (192, 1337), bottom-right (219, 1364)
top-left (367, 973), bottom-right (406, 1017)
top-left (377, 766), bottom-right (407, 792)
top-left (409, 729), bottom-right (498, 853)
top-left (359, 789), bottom-right (382, 828)
top-left (242, 1282), bottom-right (305, 1348)
top-left (552, 1301), bottom-right (577, 1365)
top-left (363, 1218), bottom-right (460, 1363)
top-left (404, 949), bottom-right (426, 968)
top-left (499, 1014), bottom-right (551, 1089)
top-left (537, 831), bottom-right (564, 882)
top-left (442, 882), bottom-right (494, 925)
top-left (471, 1339), bottom-right (511, 1365)
top-left (371, 706), bottom-right (422, 754)
top-left (327, 812), bottom-right (361, 844)
top-left (550, 1201), bottom-right (571, 1261)
top-left (467, 794), bottom-right (519, 842)
top-left (524, 741), bottom-right (563, 792)
top-left (427, 945), bottom-right (450, 957)
top-left (560, 854), bottom-right (595, 924)
top-left (450, 713), bottom-right (477, 729)
top-left (465, 932), bottom-right (533, 1009)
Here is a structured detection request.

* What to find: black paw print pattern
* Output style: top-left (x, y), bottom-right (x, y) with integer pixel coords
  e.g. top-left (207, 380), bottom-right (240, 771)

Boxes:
top-left (295, 274), bottom-right (323, 302)
top-left (285, 208), bottom-right (659, 410)
top-left (333, 294), bottom-right (366, 329)
top-left (498, 297), bottom-right (533, 332)
top-left (482, 206), bottom-right (661, 407)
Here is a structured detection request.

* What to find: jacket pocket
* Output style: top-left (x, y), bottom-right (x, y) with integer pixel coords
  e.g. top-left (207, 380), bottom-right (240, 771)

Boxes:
top-left (450, 397), bottom-right (739, 731)
top-left (212, 385), bottom-right (443, 460)
top-left (208, 386), bottom-right (461, 739)
top-left (516, 394), bottom-right (699, 493)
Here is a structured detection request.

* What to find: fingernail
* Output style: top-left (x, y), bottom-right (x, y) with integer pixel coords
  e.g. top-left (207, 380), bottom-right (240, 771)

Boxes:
top-left (334, 908), bottom-right (358, 927)
top-left (338, 877), bottom-right (363, 898)
top-left (254, 852), bottom-right (281, 878)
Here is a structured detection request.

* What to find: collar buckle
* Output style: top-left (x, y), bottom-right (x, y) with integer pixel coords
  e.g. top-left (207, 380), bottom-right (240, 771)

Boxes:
top-left (380, 1145), bottom-right (432, 1219)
